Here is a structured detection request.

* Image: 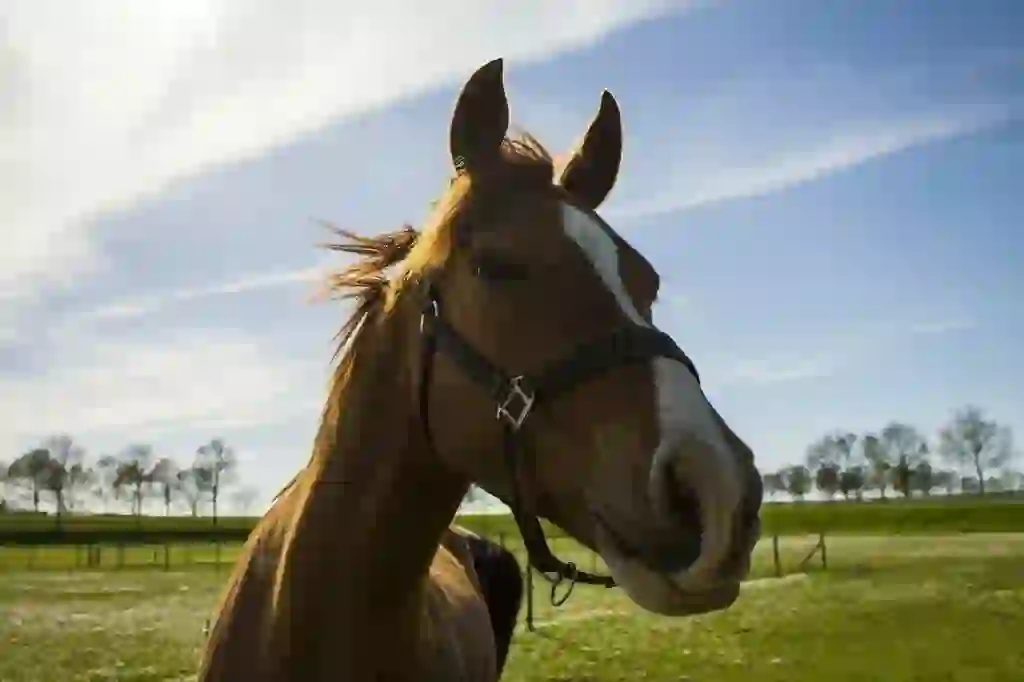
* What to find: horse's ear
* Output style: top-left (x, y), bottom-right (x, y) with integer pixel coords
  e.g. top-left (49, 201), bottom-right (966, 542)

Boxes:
top-left (558, 90), bottom-right (622, 209)
top-left (449, 58), bottom-right (509, 174)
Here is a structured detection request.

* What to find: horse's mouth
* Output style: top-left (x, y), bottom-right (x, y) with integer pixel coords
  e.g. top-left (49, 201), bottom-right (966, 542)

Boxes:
top-left (590, 508), bottom-right (704, 576)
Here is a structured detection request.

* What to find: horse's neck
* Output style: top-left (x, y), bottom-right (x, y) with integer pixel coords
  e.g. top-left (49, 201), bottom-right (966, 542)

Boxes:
top-left (202, 300), bottom-right (469, 681)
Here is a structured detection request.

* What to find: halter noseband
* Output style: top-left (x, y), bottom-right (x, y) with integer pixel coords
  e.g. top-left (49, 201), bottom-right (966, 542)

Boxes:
top-left (417, 285), bottom-right (699, 606)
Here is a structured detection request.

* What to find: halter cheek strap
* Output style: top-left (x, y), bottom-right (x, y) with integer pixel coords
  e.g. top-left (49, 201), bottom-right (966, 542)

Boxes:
top-left (416, 286), bottom-right (699, 606)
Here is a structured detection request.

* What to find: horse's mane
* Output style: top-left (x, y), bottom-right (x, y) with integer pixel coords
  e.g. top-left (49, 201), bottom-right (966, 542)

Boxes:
top-left (266, 134), bottom-right (555, 505)
top-left (320, 133), bottom-right (555, 361)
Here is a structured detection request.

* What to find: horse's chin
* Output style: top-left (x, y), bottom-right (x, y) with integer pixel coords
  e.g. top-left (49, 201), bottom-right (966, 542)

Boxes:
top-left (595, 529), bottom-right (741, 617)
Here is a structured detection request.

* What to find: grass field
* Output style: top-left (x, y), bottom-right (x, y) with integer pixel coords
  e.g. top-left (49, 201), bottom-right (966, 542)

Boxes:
top-left (3, 494), bottom-right (1024, 544)
top-left (2, 533), bottom-right (1022, 681)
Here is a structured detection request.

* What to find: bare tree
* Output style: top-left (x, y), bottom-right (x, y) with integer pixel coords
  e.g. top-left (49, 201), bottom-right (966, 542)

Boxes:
top-left (933, 469), bottom-right (958, 496)
top-left (861, 433), bottom-right (892, 499)
top-left (93, 455), bottom-right (121, 513)
top-left (176, 468), bottom-right (203, 517)
top-left (148, 458), bottom-right (180, 516)
top-left (36, 434), bottom-right (87, 526)
top-left (783, 465), bottom-right (812, 501)
top-left (807, 432), bottom-right (856, 499)
top-left (880, 422), bottom-right (928, 498)
top-left (762, 471), bottom-right (786, 500)
top-left (7, 448), bottom-right (52, 512)
top-left (912, 461), bottom-right (934, 496)
top-left (114, 444), bottom-right (154, 516)
top-left (937, 406), bottom-right (1016, 496)
top-left (195, 439), bottom-right (237, 524)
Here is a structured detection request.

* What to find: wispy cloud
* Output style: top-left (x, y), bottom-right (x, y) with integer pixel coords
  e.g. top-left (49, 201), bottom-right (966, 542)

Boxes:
top-left (609, 105), bottom-right (1017, 222)
top-left (713, 313), bottom-right (978, 388)
top-left (1, 0), bottom-right (686, 305)
top-left (909, 317), bottom-right (977, 336)
top-left (74, 265), bottom-right (326, 322)
top-left (0, 328), bottom-right (320, 457)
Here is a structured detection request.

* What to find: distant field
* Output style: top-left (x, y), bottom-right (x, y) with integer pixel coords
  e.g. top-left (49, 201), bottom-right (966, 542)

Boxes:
top-left (2, 495), bottom-right (1023, 543)
top-left (2, 534), bottom-right (1022, 681)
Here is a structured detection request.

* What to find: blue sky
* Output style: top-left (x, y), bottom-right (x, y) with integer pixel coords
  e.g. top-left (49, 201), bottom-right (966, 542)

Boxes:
top-left (3, 0), bottom-right (1022, 511)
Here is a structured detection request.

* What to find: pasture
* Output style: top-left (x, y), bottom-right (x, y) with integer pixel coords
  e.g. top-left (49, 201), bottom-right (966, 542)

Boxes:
top-left (2, 533), bottom-right (1022, 681)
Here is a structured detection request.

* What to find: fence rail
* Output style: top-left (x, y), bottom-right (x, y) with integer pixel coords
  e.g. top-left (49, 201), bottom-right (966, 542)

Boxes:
top-left (0, 528), bottom-right (830, 634)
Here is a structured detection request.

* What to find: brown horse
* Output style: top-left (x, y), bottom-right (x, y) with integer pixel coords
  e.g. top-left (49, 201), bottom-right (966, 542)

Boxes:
top-left (198, 57), bottom-right (763, 681)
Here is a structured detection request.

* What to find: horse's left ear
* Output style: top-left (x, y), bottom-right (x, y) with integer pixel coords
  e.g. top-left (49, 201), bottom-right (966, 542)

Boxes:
top-left (558, 90), bottom-right (622, 209)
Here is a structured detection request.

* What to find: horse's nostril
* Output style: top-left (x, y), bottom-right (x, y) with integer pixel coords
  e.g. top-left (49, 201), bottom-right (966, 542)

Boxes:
top-left (661, 463), bottom-right (702, 532)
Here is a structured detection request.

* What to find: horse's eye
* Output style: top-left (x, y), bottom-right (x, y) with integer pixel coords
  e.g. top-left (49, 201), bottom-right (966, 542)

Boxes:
top-left (471, 253), bottom-right (529, 283)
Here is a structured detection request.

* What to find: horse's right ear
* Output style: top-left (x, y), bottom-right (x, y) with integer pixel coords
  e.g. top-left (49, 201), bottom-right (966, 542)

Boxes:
top-left (449, 58), bottom-right (509, 174)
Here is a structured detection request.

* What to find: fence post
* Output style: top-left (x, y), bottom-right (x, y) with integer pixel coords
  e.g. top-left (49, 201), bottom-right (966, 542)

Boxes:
top-left (164, 543), bottom-right (171, 571)
top-left (772, 534), bottom-right (781, 577)
top-left (819, 532), bottom-right (827, 570)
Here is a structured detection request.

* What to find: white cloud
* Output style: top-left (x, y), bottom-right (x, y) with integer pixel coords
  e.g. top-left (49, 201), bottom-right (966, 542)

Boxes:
top-left (710, 314), bottom-right (978, 388)
top-left (718, 355), bottom-right (839, 386)
top-left (73, 264), bottom-right (327, 322)
top-left (909, 317), bottom-right (976, 336)
top-left (1, 0), bottom-right (686, 305)
top-left (608, 105), bottom-right (1018, 222)
top-left (0, 330), bottom-right (321, 457)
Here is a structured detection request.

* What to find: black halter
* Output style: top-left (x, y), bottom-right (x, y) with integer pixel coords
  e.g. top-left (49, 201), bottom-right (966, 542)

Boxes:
top-left (418, 285), bottom-right (700, 606)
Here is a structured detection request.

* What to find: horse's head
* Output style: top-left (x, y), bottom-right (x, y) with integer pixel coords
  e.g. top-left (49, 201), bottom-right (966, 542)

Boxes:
top-left (403, 59), bottom-right (762, 616)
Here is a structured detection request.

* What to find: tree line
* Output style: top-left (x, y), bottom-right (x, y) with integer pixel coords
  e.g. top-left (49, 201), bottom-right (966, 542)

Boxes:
top-left (761, 405), bottom-right (1022, 501)
top-left (0, 435), bottom-right (260, 525)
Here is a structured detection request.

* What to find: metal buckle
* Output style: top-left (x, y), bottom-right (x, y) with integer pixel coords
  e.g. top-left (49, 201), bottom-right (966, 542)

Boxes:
top-left (419, 298), bottom-right (439, 334)
top-left (496, 375), bottom-right (535, 431)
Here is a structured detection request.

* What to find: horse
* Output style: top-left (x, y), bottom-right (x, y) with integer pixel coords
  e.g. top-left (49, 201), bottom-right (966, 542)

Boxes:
top-left (451, 525), bottom-right (523, 676)
top-left (198, 57), bottom-right (764, 681)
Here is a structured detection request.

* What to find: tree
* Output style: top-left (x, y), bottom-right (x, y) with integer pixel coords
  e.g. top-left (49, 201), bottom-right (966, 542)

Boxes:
top-left (937, 406), bottom-right (1016, 496)
top-left (839, 466), bottom-right (866, 501)
top-left (815, 463), bottom-right (841, 499)
top-left (114, 444), bottom-right (154, 516)
top-left (0, 459), bottom-right (8, 510)
top-left (36, 434), bottom-right (87, 526)
top-left (762, 471), bottom-right (786, 500)
top-left (912, 461), bottom-right (934, 496)
top-left (1000, 469), bottom-right (1024, 492)
top-left (861, 434), bottom-right (892, 499)
top-left (807, 432), bottom-right (857, 500)
top-left (783, 465), bottom-right (812, 501)
top-left (148, 458), bottom-right (180, 516)
top-left (880, 422), bottom-right (928, 498)
top-left (7, 448), bottom-right (52, 512)
top-left (231, 486), bottom-right (260, 515)
top-left (195, 439), bottom-right (237, 524)
top-left (93, 455), bottom-right (121, 513)
top-left (933, 469), bottom-right (958, 496)
top-left (176, 468), bottom-right (203, 517)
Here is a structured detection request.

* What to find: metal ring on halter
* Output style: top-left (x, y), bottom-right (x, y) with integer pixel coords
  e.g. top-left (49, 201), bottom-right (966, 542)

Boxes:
top-left (495, 375), bottom-right (535, 431)
top-left (549, 562), bottom-right (579, 607)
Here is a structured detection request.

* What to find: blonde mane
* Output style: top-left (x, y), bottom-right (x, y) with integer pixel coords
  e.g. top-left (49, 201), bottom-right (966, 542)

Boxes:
top-left (319, 133), bottom-right (556, 364)
top-left (267, 134), bottom-right (556, 506)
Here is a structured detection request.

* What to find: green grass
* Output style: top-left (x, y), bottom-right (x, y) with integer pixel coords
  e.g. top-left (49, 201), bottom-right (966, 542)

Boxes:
top-left (1, 534), bottom-right (1022, 681)
top-left (2, 494), bottom-right (1023, 544)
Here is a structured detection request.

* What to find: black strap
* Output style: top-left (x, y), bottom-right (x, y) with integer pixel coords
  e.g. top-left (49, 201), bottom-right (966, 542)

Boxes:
top-left (417, 288), bottom-right (702, 601)
top-left (418, 296), bottom-right (616, 600)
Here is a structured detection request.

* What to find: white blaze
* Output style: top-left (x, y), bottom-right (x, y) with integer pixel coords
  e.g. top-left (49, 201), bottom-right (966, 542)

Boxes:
top-left (559, 201), bottom-right (739, 586)
top-left (559, 202), bottom-right (724, 450)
